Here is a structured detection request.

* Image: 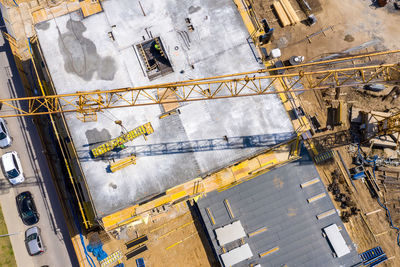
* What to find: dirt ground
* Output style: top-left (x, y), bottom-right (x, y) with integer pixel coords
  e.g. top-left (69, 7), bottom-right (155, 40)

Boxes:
top-left (314, 149), bottom-right (399, 266)
top-left (253, 0), bottom-right (400, 62)
top-left (299, 83), bottom-right (400, 136)
top-left (99, 201), bottom-right (218, 267)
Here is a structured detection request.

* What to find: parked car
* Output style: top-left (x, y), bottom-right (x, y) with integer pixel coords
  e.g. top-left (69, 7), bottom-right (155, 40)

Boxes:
top-left (25, 226), bottom-right (45, 256)
top-left (16, 191), bottom-right (39, 225)
top-left (363, 84), bottom-right (386, 92)
top-left (1, 151), bottom-right (24, 184)
top-left (0, 118), bottom-right (12, 148)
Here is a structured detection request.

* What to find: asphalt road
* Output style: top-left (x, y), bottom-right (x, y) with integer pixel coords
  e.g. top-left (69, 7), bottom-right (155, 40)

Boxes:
top-left (0, 33), bottom-right (77, 266)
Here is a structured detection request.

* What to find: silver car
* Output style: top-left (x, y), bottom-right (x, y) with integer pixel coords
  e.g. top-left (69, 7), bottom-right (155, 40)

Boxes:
top-left (25, 226), bottom-right (45, 256)
top-left (0, 118), bottom-right (12, 148)
top-left (1, 151), bottom-right (24, 185)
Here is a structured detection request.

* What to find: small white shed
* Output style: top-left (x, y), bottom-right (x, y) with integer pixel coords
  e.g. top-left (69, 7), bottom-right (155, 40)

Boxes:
top-left (215, 221), bottom-right (246, 246)
top-left (220, 243), bottom-right (253, 267)
top-left (323, 224), bottom-right (351, 258)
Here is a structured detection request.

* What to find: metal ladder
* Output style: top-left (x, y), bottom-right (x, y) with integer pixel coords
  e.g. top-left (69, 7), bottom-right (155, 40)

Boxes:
top-left (138, 43), bottom-right (152, 71)
top-left (155, 38), bottom-right (165, 57)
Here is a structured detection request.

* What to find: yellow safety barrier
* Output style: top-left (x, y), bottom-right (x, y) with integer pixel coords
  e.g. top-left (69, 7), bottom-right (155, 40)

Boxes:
top-left (80, 0), bottom-right (103, 18)
top-left (110, 155), bottom-right (136, 173)
top-left (159, 220), bottom-right (194, 239)
top-left (300, 177), bottom-right (320, 188)
top-left (307, 192), bottom-right (327, 203)
top-left (165, 232), bottom-right (196, 250)
top-left (317, 209), bottom-right (336, 220)
top-left (259, 246), bottom-right (279, 257)
top-left (224, 199), bottom-right (235, 219)
top-left (206, 208), bottom-right (216, 225)
top-left (248, 227), bottom-right (268, 237)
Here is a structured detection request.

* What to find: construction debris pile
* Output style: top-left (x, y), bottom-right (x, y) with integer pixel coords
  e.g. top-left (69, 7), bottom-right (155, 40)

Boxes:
top-left (327, 170), bottom-right (360, 222)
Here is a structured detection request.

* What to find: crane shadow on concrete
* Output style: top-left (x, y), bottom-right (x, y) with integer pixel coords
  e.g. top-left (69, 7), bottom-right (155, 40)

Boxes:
top-left (79, 132), bottom-right (296, 161)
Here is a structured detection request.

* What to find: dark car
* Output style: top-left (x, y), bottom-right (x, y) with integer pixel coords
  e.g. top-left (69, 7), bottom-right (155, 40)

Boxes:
top-left (363, 84), bottom-right (386, 92)
top-left (16, 191), bottom-right (39, 225)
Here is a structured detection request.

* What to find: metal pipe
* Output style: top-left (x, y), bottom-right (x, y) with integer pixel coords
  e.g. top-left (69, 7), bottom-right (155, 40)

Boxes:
top-left (138, 1), bottom-right (146, 16)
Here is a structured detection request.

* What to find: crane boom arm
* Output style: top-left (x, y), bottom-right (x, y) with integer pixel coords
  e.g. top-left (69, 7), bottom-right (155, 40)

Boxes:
top-left (378, 112), bottom-right (400, 136)
top-left (0, 63), bottom-right (399, 118)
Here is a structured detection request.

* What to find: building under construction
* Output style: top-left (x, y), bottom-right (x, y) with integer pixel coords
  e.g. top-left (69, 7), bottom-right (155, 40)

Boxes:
top-left (2, 0), bottom-right (400, 266)
top-left (32, 0), bottom-right (295, 229)
top-left (197, 146), bottom-right (360, 266)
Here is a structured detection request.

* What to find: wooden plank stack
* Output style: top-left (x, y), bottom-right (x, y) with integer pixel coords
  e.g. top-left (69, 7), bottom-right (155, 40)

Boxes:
top-left (273, 0), bottom-right (300, 27)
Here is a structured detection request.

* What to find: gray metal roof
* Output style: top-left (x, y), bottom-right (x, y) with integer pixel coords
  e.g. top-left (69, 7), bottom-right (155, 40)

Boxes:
top-left (197, 146), bottom-right (361, 267)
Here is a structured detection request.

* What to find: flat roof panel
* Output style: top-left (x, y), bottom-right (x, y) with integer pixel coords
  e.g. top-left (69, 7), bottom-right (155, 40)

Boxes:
top-left (215, 221), bottom-right (246, 246)
top-left (323, 224), bottom-right (351, 258)
top-left (220, 244), bottom-right (253, 267)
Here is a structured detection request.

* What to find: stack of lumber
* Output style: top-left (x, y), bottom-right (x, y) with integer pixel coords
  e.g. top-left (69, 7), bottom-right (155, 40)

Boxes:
top-left (273, 0), bottom-right (300, 27)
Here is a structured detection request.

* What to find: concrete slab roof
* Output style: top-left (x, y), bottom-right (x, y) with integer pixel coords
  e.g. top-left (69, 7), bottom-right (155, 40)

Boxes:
top-left (35, 0), bottom-right (294, 217)
top-left (196, 146), bottom-right (361, 267)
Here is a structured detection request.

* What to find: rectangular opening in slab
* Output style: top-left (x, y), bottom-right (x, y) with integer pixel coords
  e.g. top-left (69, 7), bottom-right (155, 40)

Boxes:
top-left (136, 37), bottom-right (174, 80)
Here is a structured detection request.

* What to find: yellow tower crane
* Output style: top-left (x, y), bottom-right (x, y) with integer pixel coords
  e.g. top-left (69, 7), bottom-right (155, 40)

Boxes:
top-left (0, 53), bottom-right (399, 119)
top-left (378, 112), bottom-right (400, 136)
top-left (0, 49), bottom-right (398, 231)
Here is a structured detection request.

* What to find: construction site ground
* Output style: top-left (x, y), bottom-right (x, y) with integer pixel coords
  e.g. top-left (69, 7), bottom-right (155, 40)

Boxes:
top-left (301, 90), bottom-right (400, 266)
top-left (251, 0), bottom-right (400, 265)
top-left (299, 82), bottom-right (400, 266)
top-left (315, 150), bottom-right (400, 266)
top-left (93, 202), bottom-right (218, 267)
top-left (254, 0), bottom-right (400, 61)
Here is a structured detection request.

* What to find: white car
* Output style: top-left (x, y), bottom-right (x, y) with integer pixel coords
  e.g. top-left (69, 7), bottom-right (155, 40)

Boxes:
top-left (1, 151), bottom-right (24, 184)
top-left (25, 226), bottom-right (45, 256)
top-left (0, 118), bottom-right (12, 148)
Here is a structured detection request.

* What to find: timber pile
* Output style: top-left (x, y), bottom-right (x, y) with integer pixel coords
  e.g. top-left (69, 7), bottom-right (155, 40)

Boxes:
top-left (273, 0), bottom-right (300, 27)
